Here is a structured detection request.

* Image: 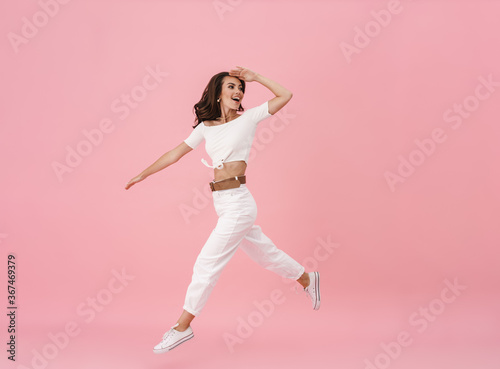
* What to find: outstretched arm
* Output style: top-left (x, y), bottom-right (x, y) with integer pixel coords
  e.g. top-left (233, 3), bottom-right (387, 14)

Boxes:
top-left (125, 142), bottom-right (192, 190)
top-left (229, 66), bottom-right (293, 115)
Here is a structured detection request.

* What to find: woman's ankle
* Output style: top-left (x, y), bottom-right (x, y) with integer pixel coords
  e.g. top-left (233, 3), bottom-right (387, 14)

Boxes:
top-left (297, 272), bottom-right (310, 288)
top-left (174, 324), bottom-right (189, 332)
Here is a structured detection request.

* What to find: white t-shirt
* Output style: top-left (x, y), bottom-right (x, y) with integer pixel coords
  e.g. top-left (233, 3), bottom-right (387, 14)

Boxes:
top-left (184, 101), bottom-right (272, 169)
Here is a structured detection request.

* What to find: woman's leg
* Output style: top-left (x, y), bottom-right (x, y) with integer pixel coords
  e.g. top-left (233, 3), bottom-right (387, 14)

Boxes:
top-left (239, 226), bottom-right (320, 309)
top-left (296, 272), bottom-right (310, 288)
top-left (175, 310), bottom-right (195, 332)
top-left (238, 224), bottom-right (306, 285)
top-left (182, 186), bottom-right (258, 319)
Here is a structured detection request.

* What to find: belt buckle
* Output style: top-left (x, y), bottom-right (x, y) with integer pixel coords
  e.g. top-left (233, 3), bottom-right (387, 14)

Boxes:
top-left (210, 177), bottom-right (242, 192)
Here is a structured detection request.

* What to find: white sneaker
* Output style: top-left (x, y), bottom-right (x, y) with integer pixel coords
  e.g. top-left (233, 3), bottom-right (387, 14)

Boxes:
top-left (153, 323), bottom-right (194, 354)
top-left (304, 272), bottom-right (320, 310)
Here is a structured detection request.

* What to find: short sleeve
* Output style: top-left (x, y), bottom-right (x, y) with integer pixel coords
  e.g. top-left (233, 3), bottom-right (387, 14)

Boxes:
top-left (184, 123), bottom-right (205, 149)
top-left (246, 101), bottom-right (272, 124)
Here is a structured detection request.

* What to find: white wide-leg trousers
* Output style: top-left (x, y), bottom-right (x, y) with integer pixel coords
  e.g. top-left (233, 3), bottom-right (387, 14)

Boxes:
top-left (183, 184), bottom-right (305, 316)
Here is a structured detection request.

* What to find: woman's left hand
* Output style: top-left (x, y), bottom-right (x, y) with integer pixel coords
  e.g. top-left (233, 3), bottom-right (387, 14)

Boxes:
top-left (229, 66), bottom-right (259, 82)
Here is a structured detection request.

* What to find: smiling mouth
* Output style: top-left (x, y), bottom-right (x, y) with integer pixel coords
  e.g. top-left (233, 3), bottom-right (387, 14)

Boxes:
top-left (232, 97), bottom-right (240, 102)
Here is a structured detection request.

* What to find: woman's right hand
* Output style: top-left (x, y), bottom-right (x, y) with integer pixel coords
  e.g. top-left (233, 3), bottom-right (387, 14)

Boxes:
top-left (229, 66), bottom-right (259, 82)
top-left (125, 174), bottom-right (145, 190)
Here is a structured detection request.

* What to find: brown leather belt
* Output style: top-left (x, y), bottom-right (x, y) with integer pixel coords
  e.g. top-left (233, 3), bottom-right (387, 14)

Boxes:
top-left (209, 175), bottom-right (246, 192)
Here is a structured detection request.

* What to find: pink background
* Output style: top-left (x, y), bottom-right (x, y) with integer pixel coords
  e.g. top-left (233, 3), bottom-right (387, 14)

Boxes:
top-left (1, 1), bottom-right (499, 368)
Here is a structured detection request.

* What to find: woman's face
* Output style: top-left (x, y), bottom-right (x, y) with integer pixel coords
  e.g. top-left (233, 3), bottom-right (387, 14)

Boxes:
top-left (219, 76), bottom-right (244, 110)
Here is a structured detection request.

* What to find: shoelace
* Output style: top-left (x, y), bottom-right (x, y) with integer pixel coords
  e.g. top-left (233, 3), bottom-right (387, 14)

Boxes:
top-left (296, 284), bottom-right (316, 302)
top-left (162, 328), bottom-right (177, 341)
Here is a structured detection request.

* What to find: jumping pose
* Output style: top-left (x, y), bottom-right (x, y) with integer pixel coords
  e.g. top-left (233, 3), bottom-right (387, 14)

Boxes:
top-left (125, 66), bottom-right (320, 354)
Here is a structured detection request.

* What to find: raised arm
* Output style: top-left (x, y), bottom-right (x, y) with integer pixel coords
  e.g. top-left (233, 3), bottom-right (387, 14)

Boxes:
top-left (125, 142), bottom-right (192, 190)
top-left (229, 66), bottom-right (293, 115)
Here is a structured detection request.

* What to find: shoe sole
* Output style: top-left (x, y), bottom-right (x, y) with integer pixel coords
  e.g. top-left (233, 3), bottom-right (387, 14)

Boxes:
top-left (153, 332), bottom-right (194, 354)
top-left (313, 271), bottom-right (320, 310)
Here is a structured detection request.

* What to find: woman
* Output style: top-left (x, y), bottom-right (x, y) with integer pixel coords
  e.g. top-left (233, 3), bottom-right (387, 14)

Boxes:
top-left (125, 66), bottom-right (320, 354)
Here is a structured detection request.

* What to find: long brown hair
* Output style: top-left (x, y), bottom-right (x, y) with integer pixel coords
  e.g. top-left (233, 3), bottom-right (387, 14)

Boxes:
top-left (192, 72), bottom-right (246, 128)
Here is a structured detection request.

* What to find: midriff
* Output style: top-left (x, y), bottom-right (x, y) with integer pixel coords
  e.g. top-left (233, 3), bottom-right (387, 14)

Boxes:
top-left (214, 160), bottom-right (247, 181)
